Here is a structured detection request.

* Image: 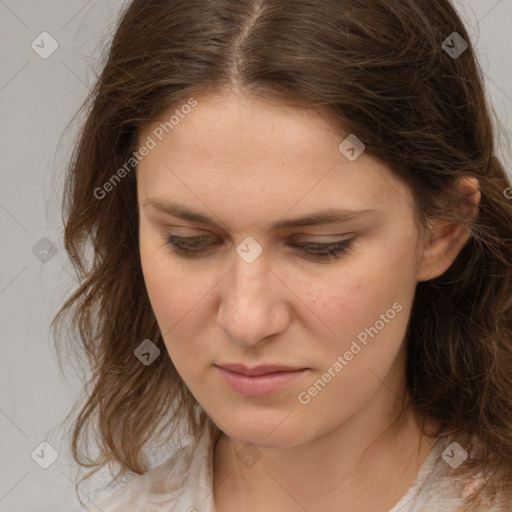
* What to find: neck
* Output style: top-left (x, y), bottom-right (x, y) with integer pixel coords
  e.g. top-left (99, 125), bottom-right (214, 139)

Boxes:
top-left (213, 390), bottom-right (439, 512)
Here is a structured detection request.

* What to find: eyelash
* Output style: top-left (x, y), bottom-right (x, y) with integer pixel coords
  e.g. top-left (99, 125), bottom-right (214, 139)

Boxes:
top-left (162, 235), bottom-right (353, 261)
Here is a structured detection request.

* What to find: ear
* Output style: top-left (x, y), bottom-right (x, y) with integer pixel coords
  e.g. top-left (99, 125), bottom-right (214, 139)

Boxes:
top-left (417, 177), bottom-right (481, 282)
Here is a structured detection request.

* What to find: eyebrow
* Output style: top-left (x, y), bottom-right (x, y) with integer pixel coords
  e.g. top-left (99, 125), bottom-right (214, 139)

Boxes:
top-left (141, 198), bottom-right (378, 231)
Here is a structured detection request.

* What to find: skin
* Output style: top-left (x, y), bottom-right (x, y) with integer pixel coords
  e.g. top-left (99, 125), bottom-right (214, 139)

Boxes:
top-left (136, 90), bottom-right (480, 512)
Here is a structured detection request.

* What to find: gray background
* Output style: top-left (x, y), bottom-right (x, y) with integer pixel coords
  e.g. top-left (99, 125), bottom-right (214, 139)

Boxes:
top-left (0, 1), bottom-right (511, 511)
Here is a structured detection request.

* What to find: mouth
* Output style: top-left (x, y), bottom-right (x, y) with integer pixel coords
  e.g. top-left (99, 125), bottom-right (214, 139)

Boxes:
top-left (216, 363), bottom-right (307, 376)
top-left (214, 363), bottom-right (309, 397)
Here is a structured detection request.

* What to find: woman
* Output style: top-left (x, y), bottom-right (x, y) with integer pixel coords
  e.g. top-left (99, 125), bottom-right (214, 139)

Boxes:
top-left (52, 1), bottom-right (512, 510)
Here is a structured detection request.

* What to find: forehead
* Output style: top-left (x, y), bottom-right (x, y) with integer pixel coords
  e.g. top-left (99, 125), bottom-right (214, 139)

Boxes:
top-left (140, 92), bottom-right (343, 167)
top-left (136, 92), bottom-right (414, 227)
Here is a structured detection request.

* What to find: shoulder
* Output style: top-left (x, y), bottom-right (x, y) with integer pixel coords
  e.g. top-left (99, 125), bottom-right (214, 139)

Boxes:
top-left (88, 428), bottom-right (216, 512)
top-left (392, 436), bottom-right (511, 512)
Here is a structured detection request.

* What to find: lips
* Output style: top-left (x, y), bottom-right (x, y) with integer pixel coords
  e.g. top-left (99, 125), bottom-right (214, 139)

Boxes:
top-left (216, 363), bottom-right (306, 376)
top-left (215, 363), bottom-right (309, 397)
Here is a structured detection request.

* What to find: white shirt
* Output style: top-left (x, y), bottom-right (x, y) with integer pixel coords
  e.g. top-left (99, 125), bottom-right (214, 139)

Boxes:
top-left (89, 427), bottom-right (508, 511)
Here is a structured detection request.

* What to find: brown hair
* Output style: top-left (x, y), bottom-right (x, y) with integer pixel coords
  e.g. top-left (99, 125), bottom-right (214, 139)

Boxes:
top-left (52, 0), bottom-right (512, 508)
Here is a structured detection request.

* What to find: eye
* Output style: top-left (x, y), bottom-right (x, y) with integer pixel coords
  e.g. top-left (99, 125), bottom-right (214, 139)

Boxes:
top-left (161, 235), bottom-right (354, 261)
top-left (290, 239), bottom-right (353, 261)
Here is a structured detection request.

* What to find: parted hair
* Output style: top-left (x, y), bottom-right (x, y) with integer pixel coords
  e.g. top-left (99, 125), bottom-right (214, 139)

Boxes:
top-left (52, 0), bottom-right (512, 508)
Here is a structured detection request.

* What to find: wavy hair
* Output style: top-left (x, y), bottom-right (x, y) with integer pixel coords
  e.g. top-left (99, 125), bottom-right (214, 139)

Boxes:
top-left (52, 0), bottom-right (512, 508)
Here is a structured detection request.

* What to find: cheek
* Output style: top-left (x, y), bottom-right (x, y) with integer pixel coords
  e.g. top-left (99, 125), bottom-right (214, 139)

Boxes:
top-left (139, 228), bottom-right (230, 378)
top-left (140, 253), bottom-right (210, 373)
top-left (292, 260), bottom-right (414, 420)
top-left (139, 221), bottom-right (419, 356)
top-left (141, 266), bottom-right (205, 335)
top-left (139, 230), bottom-right (200, 330)
top-left (293, 238), bottom-right (418, 362)
top-left (299, 263), bottom-right (412, 335)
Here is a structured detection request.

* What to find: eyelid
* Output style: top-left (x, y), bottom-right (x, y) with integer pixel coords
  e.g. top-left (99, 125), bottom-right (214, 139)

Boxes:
top-left (160, 225), bottom-right (211, 236)
top-left (161, 226), bottom-right (354, 240)
top-left (162, 234), bottom-right (355, 263)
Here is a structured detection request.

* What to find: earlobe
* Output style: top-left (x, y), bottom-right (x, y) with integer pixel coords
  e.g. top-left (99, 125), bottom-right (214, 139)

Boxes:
top-left (417, 177), bottom-right (481, 283)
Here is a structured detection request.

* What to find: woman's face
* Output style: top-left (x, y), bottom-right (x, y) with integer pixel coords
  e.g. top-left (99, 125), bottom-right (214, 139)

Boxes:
top-left (136, 91), bottom-right (431, 448)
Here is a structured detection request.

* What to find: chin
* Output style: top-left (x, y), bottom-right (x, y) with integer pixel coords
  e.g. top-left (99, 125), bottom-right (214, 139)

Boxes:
top-left (219, 419), bottom-right (308, 449)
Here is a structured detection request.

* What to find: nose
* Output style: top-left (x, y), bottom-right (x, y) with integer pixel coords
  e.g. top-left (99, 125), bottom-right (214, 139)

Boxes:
top-left (217, 245), bottom-right (290, 346)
